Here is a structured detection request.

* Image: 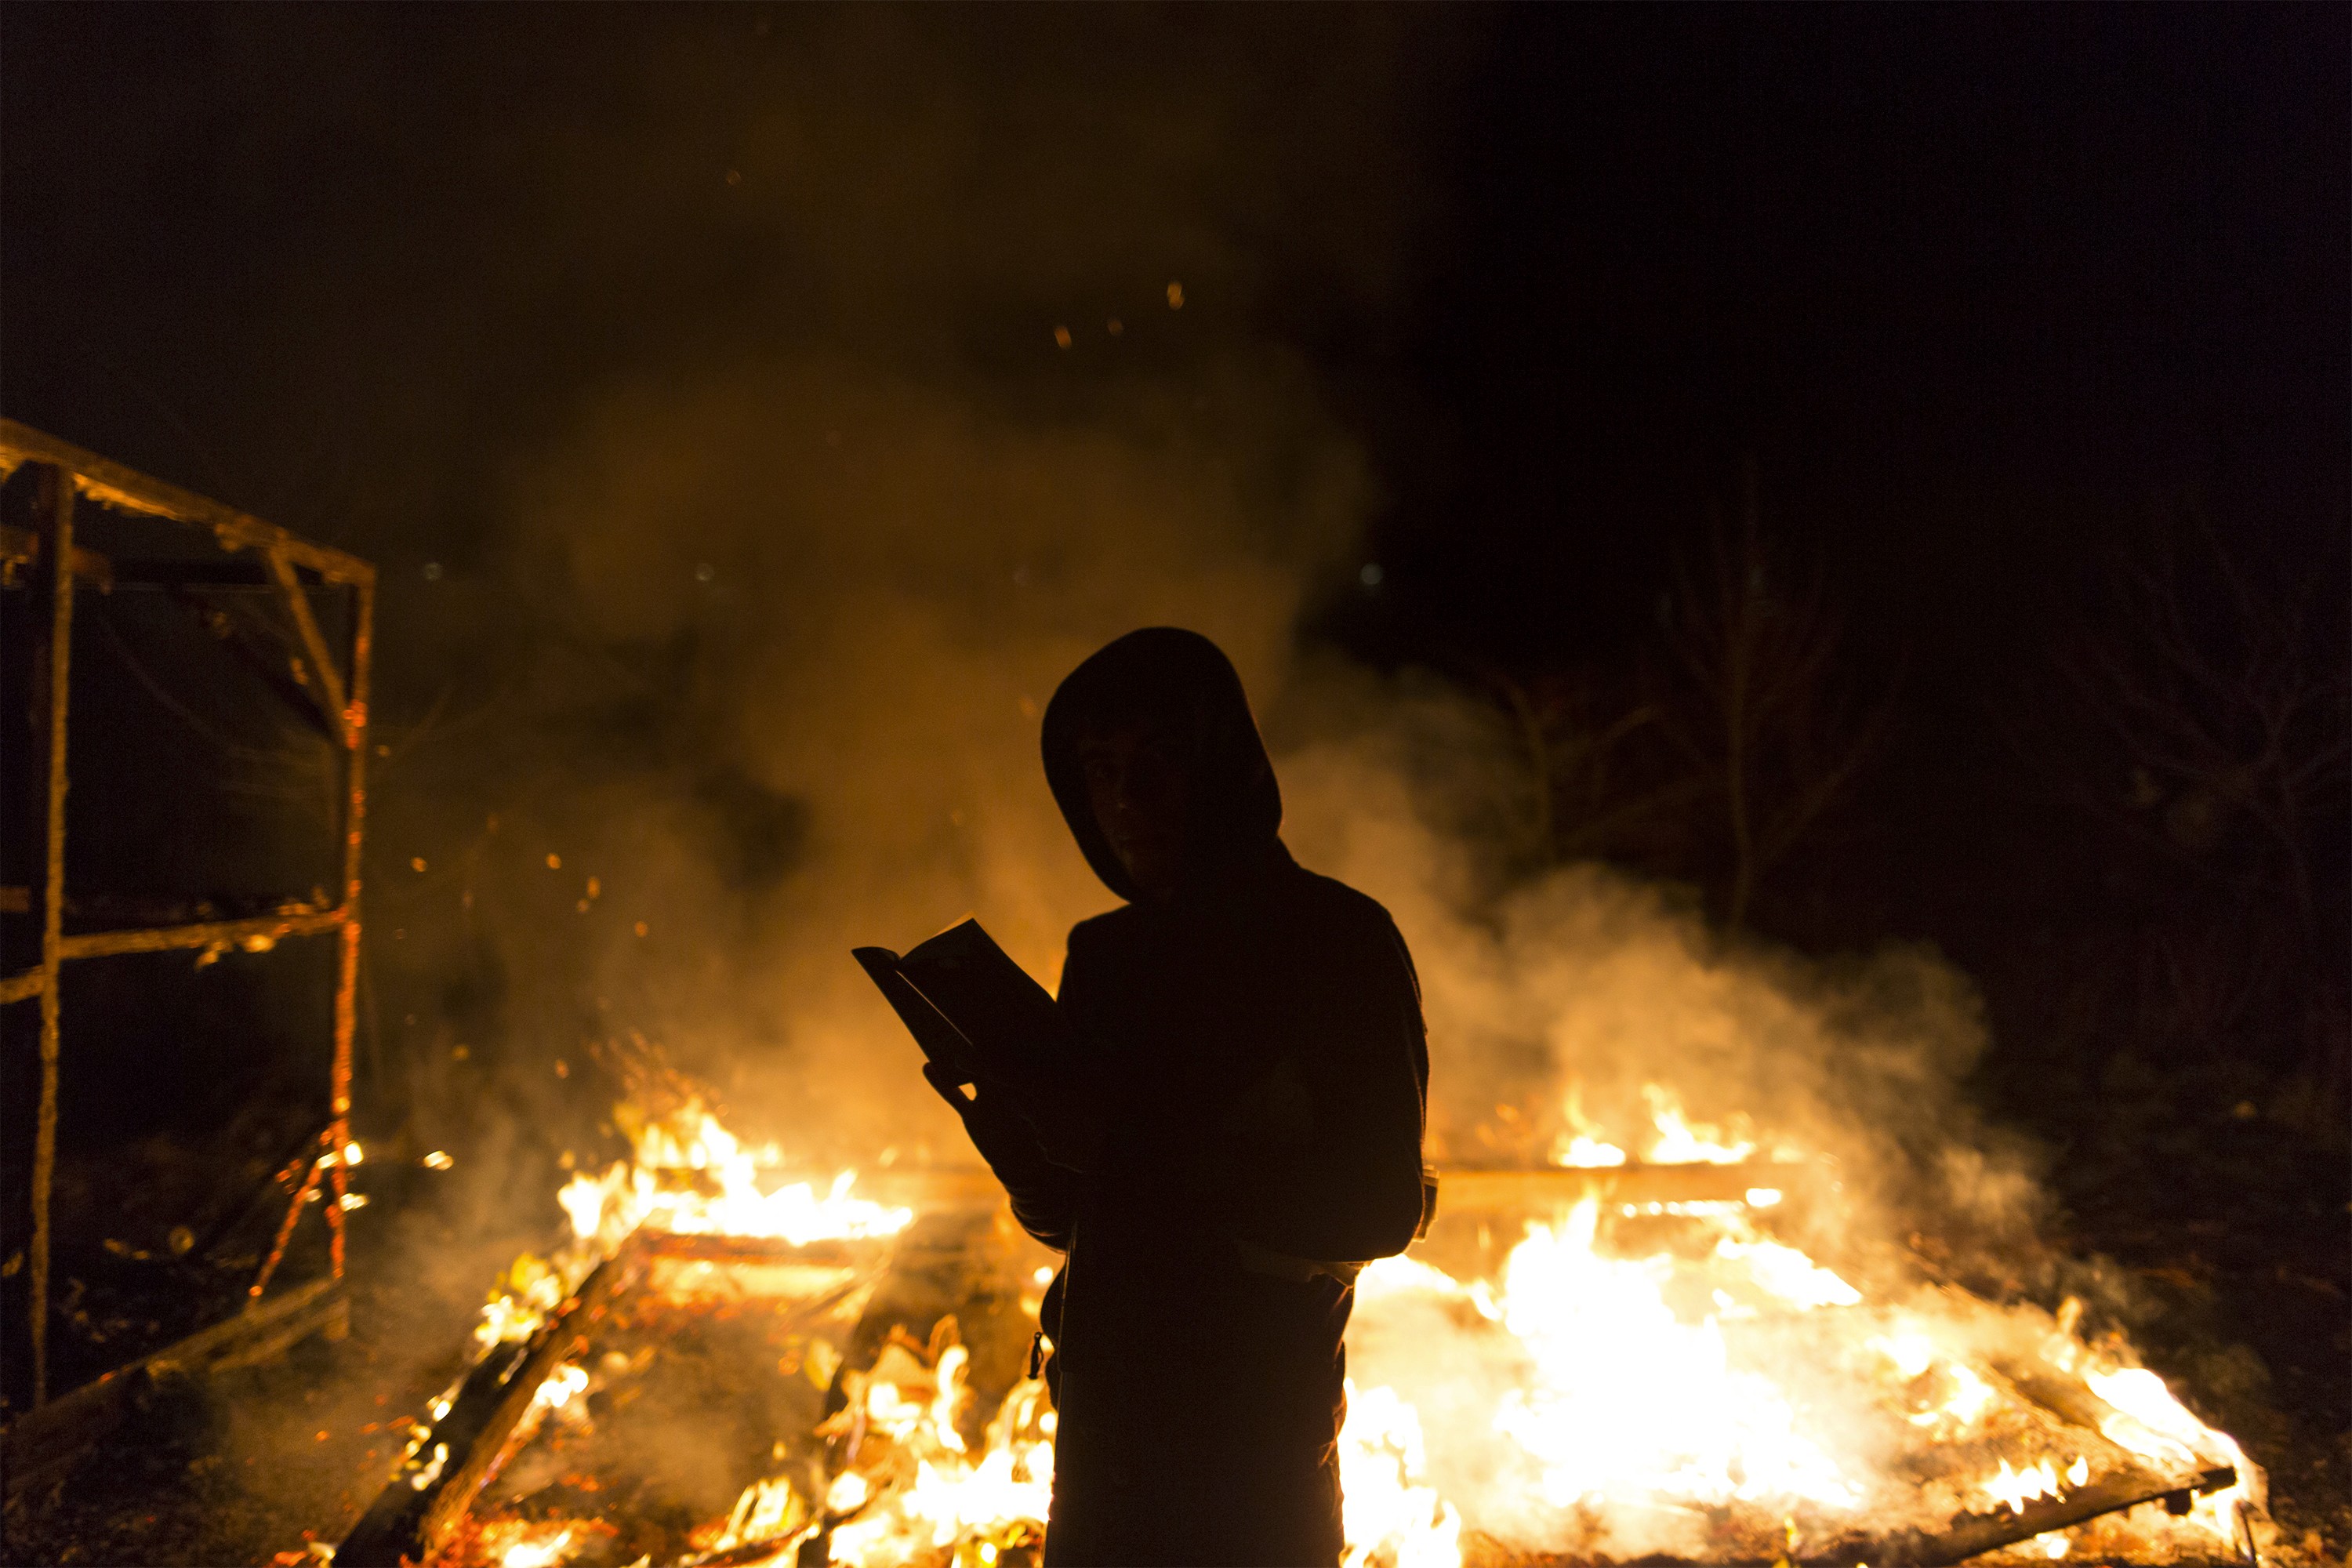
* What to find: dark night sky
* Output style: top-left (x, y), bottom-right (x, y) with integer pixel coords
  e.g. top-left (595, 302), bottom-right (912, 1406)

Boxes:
top-left (1373, 5), bottom-right (2347, 667)
top-left (6, 5), bottom-right (2343, 666)
top-left (2, 2), bottom-right (2344, 958)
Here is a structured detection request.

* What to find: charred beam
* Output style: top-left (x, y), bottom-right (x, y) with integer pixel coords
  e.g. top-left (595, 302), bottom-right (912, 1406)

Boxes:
top-left (1842, 1462), bottom-right (2239, 1566)
top-left (336, 1243), bottom-right (648, 1568)
top-left (0, 1277), bottom-right (346, 1501)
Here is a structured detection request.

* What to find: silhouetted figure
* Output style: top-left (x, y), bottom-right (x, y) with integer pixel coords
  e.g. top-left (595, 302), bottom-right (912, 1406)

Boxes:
top-left (923, 628), bottom-right (1430, 1567)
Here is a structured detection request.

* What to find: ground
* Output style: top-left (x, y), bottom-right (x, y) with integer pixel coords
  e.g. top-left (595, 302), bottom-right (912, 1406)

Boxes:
top-left (1, 1127), bottom-right (2345, 1568)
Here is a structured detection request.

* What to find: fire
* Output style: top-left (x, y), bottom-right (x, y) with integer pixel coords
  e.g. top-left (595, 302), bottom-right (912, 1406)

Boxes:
top-left (474, 1096), bottom-right (913, 1349)
top-left (2087, 1366), bottom-right (2255, 1536)
top-left (1554, 1083), bottom-right (1761, 1167)
top-left (461, 1515), bottom-right (615, 1568)
top-left (432, 1086), bottom-right (2259, 1568)
top-left (1983, 1456), bottom-right (2066, 1514)
top-left (1337, 1383), bottom-right (1461, 1568)
top-left (555, 1096), bottom-right (913, 1248)
top-left (691, 1333), bottom-right (1058, 1568)
top-left (1489, 1199), bottom-right (1860, 1513)
top-left (1334, 1087), bottom-right (2258, 1563)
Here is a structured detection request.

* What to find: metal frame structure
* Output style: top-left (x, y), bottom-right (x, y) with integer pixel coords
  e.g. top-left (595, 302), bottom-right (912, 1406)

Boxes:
top-left (0, 419), bottom-right (372, 1408)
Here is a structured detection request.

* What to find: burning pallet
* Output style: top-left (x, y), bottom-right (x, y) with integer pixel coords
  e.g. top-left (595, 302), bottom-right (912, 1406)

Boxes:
top-left (335, 1142), bottom-right (2255, 1568)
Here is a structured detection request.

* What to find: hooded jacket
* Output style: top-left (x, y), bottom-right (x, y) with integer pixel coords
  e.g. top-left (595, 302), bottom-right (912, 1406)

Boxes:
top-left (958, 629), bottom-right (1430, 1567)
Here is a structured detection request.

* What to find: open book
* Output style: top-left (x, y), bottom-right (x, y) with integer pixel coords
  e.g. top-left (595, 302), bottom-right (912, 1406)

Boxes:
top-left (854, 919), bottom-right (1073, 1094)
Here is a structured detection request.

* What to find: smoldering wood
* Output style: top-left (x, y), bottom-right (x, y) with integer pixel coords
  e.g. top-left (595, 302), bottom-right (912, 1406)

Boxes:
top-left (0, 1276), bottom-right (348, 1497)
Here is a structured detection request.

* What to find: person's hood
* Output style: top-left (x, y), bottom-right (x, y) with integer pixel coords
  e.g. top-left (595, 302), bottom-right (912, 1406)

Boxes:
top-left (1041, 628), bottom-right (1283, 903)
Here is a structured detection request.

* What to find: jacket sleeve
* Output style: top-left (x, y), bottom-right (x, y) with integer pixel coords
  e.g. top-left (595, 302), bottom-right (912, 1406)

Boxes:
top-left (958, 1090), bottom-right (1080, 1251)
top-left (1226, 908), bottom-right (1429, 1265)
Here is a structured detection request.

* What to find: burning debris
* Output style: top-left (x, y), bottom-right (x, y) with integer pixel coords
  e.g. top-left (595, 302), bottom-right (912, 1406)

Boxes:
top-left (337, 1085), bottom-right (2262, 1568)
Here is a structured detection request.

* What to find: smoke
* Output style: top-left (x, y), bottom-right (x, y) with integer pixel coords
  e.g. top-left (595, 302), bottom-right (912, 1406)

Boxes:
top-left (249, 5), bottom-right (1463, 1188)
top-left (282, 7), bottom-right (2039, 1258)
top-left (484, 353), bottom-right (1364, 1161)
top-left (42, 0), bottom-right (2038, 1353)
top-left (1275, 670), bottom-right (2049, 1271)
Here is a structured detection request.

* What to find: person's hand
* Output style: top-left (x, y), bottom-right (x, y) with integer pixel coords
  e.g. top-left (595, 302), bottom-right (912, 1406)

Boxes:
top-left (923, 1061), bottom-right (1099, 1173)
top-left (921, 1062), bottom-right (982, 1112)
top-left (924, 1062), bottom-right (1041, 1147)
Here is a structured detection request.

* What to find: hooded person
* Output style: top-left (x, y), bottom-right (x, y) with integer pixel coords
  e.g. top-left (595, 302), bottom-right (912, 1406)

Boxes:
top-left (923, 627), bottom-right (1432, 1567)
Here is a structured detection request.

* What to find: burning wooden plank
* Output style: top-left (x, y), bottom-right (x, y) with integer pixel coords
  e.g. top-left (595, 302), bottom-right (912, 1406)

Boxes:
top-left (338, 1247), bottom-right (646, 1568)
top-left (1439, 1161), bottom-right (1818, 1213)
top-left (336, 1225), bottom-right (919, 1568)
top-left (1850, 1461), bottom-right (2243, 1567)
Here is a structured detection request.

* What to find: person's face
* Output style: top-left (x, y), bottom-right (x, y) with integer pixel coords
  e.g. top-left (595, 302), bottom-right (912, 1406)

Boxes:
top-left (1076, 713), bottom-right (1191, 900)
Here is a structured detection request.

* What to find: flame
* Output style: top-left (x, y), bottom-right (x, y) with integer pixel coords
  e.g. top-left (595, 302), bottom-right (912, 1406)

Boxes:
top-left (1554, 1083), bottom-right (1759, 1167)
top-left (1872, 1334), bottom-right (1997, 1433)
top-left (1983, 1457), bottom-right (2065, 1514)
top-left (465, 1518), bottom-right (613, 1568)
top-left (474, 1253), bottom-right (570, 1352)
top-left (1489, 1199), bottom-right (1860, 1513)
top-left (2087, 1365), bottom-right (2253, 1538)
top-left (1338, 1382), bottom-right (1462, 1568)
top-left (442, 1091), bottom-right (2259, 1568)
top-left (475, 1098), bottom-right (913, 1350)
top-left (554, 1098), bottom-right (913, 1249)
top-left (818, 1352), bottom-right (1056, 1567)
top-left (1639, 1085), bottom-right (1755, 1165)
top-left (1557, 1134), bottom-right (1628, 1168)
top-left (533, 1363), bottom-right (588, 1414)
top-left (498, 1529), bottom-right (571, 1568)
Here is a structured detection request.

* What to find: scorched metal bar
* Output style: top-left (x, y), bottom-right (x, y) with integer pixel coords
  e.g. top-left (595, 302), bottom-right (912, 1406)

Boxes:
top-left (263, 546), bottom-right (351, 746)
top-left (56, 907), bottom-right (347, 960)
top-left (31, 464), bottom-right (75, 1407)
top-left (327, 572), bottom-right (371, 1279)
top-left (249, 1142), bottom-right (328, 1304)
top-left (0, 419), bottom-right (375, 587)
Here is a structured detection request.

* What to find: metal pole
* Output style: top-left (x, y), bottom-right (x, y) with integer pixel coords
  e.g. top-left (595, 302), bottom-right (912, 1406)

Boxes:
top-left (31, 463), bottom-right (74, 1406)
top-left (326, 578), bottom-right (371, 1279)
